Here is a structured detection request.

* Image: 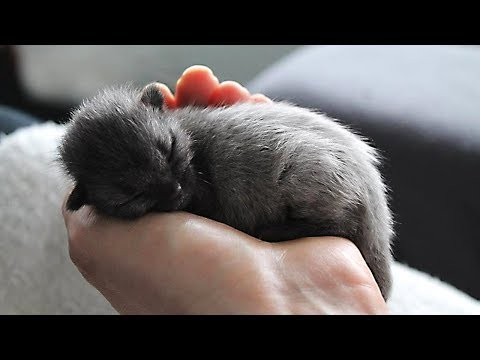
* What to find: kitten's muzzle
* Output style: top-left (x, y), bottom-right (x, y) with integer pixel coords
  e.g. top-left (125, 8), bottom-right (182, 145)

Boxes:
top-left (170, 183), bottom-right (182, 201)
top-left (169, 183), bottom-right (185, 209)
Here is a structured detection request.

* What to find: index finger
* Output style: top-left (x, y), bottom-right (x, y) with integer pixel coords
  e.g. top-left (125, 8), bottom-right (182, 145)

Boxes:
top-left (175, 65), bottom-right (220, 107)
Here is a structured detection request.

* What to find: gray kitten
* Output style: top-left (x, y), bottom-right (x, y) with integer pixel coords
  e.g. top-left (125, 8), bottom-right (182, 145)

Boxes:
top-left (58, 83), bottom-right (394, 299)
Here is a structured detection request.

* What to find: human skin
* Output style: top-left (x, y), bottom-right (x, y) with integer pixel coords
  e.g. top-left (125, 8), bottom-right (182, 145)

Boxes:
top-left (62, 65), bottom-right (388, 315)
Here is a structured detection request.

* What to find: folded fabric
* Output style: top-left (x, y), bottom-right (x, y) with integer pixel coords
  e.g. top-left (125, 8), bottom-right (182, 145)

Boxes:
top-left (0, 123), bottom-right (478, 314)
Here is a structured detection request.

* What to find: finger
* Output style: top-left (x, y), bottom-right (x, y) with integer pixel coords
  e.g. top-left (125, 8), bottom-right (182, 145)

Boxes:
top-left (65, 204), bottom-right (108, 289)
top-left (175, 65), bottom-right (220, 107)
top-left (248, 93), bottom-right (273, 104)
top-left (208, 81), bottom-right (251, 106)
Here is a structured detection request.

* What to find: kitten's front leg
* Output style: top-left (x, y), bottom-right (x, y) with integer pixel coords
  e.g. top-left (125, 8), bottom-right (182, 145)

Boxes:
top-left (66, 183), bottom-right (88, 211)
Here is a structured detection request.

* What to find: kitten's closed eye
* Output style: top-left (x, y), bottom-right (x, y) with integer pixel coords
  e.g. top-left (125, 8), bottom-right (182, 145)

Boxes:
top-left (117, 190), bottom-right (146, 207)
top-left (119, 183), bottom-right (143, 197)
top-left (168, 134), bottom-right (177, 162)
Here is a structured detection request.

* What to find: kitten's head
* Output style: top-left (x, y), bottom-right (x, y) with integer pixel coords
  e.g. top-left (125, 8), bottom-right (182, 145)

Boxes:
top-left (59, 82), bottom-right (196, 219)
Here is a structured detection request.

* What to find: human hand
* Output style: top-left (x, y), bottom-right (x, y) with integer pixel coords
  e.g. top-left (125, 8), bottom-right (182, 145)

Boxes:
top-left (62, 65), bottom-right (388, 314)
top-left (63, 201), bottom-right (387, 314)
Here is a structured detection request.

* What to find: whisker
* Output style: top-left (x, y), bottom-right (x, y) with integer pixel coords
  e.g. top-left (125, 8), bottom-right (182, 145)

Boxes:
top-left (197, 171), bottom-right (212, 185)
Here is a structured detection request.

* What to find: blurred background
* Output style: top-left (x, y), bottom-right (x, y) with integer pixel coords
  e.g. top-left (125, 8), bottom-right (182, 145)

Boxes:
top-left (1, 45), bottom-right (300, 123)
top-left (1, 45), bottom-right (479, 301)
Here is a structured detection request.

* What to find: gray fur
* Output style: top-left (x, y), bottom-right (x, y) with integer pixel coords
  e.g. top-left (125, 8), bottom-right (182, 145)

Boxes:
top-left (58, 84), bottom-right (394, 299)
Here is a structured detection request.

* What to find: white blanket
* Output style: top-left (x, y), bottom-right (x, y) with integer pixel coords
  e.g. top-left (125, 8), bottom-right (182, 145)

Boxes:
top-left (1, 123), bottom-right (479, 315)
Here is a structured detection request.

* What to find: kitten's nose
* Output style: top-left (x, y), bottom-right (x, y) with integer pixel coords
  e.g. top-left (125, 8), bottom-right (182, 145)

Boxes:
top-left (170, 182), bottom-right (182, 200)
top-left (152, 181), bottom-right (182, 201)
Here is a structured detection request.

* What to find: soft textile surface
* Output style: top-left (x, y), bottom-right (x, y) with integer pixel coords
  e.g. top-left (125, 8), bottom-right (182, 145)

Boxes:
top-left (0, 123), bottom-right (479, 314)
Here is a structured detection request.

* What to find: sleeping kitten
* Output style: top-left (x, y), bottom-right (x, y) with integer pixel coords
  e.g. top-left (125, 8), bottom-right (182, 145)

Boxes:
top-left (58, 82), bottom-right (394, 299)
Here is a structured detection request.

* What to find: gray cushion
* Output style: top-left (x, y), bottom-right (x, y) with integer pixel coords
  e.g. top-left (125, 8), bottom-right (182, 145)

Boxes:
top-left (0, 105), bottom-right (39, 135)
top-left (248, 45), bottom-right (480, 299)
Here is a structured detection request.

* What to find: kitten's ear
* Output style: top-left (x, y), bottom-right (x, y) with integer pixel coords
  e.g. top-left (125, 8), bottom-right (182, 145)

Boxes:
top-left (140, 82), bottom-right (164, 110)
top-left (66, 183), bottom-right (88, 211)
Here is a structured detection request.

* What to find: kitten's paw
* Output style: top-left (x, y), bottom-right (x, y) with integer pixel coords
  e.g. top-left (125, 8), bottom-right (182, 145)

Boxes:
top-left (66, 184), bottom-right (88, 211)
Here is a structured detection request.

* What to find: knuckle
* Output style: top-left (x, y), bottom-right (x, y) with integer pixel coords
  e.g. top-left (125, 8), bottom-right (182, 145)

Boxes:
top-left (331, 240), bottom-right (387, 312)
top-left (331, 239), bottom-right (374, 287)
